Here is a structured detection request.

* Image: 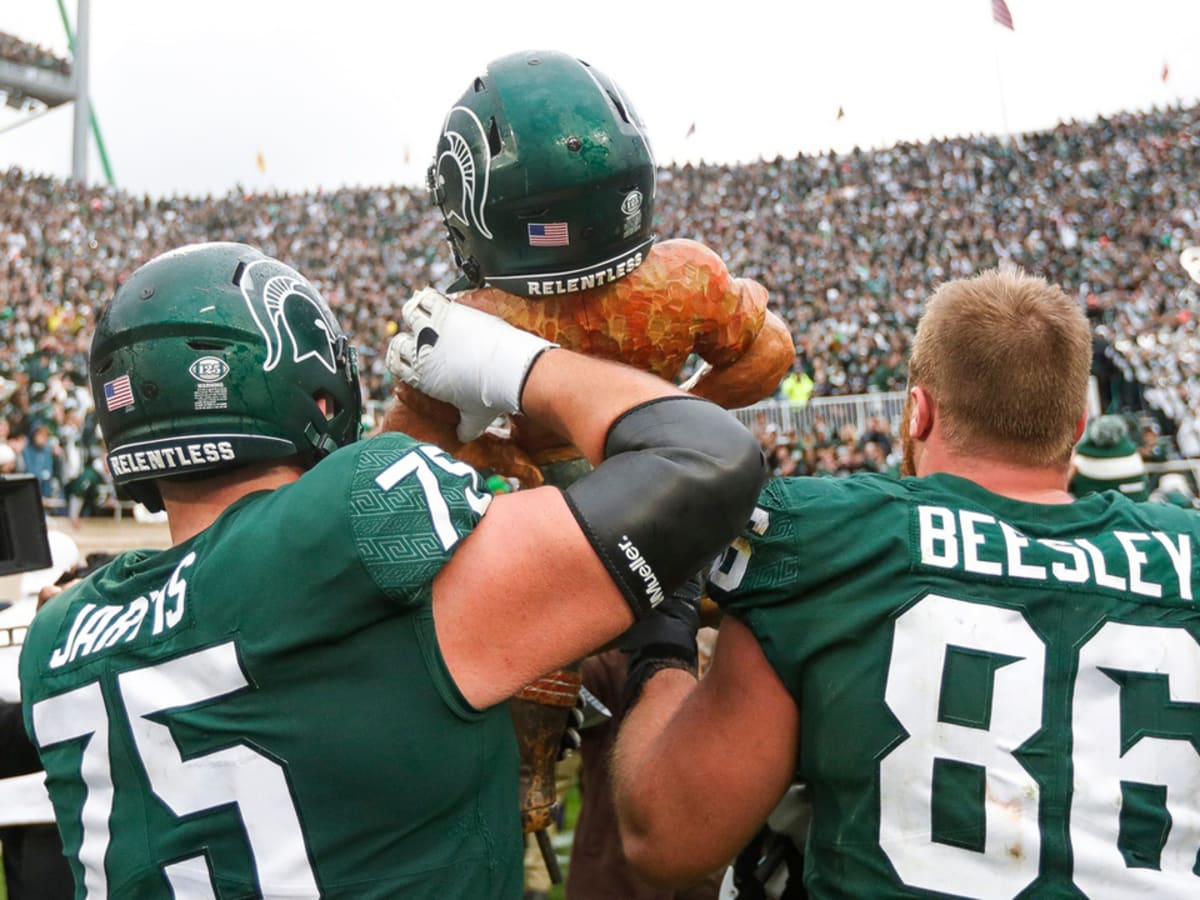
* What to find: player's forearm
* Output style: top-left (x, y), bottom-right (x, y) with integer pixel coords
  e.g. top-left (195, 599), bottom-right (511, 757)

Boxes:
top-left (519, 349), bottom-right (685, 464)
top-left (614, 617), bottom-right (800, 885)
top-left (612, 668), bottom-right (713, 887)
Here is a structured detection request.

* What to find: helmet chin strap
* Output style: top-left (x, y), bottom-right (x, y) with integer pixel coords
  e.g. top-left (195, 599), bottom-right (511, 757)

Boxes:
top-left (460, 257), bottom-right (483, 288)
top-left (303, 422), bottom-right (341, 459)
top-left (124, 480), bottom-right (165, 514)
top-left (304, 393), bottom-right (346, 460)
top-left (440, 219), bottom-right (484, 292)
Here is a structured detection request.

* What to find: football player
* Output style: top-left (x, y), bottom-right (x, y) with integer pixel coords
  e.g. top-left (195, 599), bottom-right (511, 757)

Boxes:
top-left (19, 242), bottom-right (766, 898)
top-left (612, 268), bottom-right (1200, 898)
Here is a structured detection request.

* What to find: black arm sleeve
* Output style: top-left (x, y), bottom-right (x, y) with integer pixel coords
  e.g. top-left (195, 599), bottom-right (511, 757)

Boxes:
top-left (0, 700), bottom-right (43, 778)
top-left (564, 396), bottom-right (768, 618)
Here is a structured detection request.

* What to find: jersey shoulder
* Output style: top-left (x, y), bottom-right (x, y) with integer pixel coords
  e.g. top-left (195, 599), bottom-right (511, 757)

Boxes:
top-left (336, 433), bottom-right (492, 606)
top-left (758, 472), bottom-right (913, 530)
top-left (710, 474), bottom-right (910, 610)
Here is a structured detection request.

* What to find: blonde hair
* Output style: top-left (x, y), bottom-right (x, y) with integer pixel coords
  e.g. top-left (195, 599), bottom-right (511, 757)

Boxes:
top-left (908, 268), bottom-right (1092, 467)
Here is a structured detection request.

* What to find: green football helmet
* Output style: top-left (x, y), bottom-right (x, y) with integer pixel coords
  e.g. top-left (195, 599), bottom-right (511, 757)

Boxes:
top-left (429, 49), bottom-right (656, 299)
top-left (89, 242), bottom-right (362, 512)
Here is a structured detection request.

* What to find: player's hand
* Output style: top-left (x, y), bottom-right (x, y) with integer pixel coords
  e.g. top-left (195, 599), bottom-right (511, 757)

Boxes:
top-left (620, 574), bottom-right (703, 709)
top-left (386, 288), bottom-right (557, 441)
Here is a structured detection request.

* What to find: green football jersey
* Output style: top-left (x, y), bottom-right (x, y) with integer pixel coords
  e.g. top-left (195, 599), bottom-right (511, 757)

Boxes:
top-left (20, 432), bottom-right (522, 899)
top-left (709, 472), bottom-right (1200, 899)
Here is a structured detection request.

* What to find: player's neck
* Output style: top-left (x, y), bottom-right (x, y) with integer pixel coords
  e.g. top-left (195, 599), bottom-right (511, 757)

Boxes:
top-left (159, 462), bottom-right (307, 545)
top-left (917, 445), bottom-right (1074, 505)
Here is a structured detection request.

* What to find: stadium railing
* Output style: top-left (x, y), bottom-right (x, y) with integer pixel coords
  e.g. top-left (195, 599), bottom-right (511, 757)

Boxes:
top-left (363, 392), bottom-right (910, 443)
top-left (731, 391), bottom-right (908, 437)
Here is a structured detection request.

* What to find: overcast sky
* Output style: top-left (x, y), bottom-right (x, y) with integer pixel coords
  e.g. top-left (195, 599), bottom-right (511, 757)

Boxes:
top-left (1, 0), bottom-right (1197, 198)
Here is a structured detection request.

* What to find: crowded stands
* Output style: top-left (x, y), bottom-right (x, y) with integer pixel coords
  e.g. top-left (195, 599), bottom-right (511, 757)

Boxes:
top-left (0, 31), bottom-right (72, 76)
top-left (2, 100), bottom-right (1199, 511)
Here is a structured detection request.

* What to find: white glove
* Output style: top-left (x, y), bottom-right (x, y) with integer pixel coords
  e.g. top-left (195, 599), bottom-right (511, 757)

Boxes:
top-left (387, 288), bottom-right (557, 442)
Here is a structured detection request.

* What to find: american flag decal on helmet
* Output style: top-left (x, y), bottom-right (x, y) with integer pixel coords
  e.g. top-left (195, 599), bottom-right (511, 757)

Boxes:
top-left (528, 223), bottom-right (569, 247)
top-left (104, 375), bottom-right (135, 411)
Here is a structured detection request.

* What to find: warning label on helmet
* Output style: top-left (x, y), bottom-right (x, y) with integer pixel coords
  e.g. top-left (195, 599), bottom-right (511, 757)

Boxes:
top-left (194, 384), bottom-right (228, 411)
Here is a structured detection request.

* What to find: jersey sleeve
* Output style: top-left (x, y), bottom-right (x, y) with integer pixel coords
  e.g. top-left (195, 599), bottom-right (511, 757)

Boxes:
top-left (707, 477), bottom-right (867, 707)
top-left (707, 477), bottom-right (823, 612)
top-left (348, 432), bottom-right (492, 609)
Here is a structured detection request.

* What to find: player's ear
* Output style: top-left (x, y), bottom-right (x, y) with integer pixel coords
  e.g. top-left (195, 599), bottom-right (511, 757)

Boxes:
top-left (1072, 410), bottom-right (1087, 445)
top-left (909, 386), bottom-right (934, 441)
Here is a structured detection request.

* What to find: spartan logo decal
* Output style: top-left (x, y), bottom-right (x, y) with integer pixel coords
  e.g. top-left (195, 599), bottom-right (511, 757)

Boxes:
top-left (238, 259), bottom-right (339, 373)
top-left (431, 105), bottom-right (493, 242)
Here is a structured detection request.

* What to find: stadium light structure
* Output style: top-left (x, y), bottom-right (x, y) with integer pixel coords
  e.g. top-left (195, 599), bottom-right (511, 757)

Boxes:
top-left (0, 0), bottom-right (113, 185)
top-left (0, 43), bottom-right (73, 108)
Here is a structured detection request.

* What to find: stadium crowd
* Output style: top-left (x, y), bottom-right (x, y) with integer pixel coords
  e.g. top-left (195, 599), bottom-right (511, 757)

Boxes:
top-left (0, 31), bottom-right (72, 76)
top-left (2, 101), bottom-right (1199, 511)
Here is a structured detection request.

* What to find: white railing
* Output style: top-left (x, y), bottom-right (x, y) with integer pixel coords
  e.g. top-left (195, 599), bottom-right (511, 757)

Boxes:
top-left (732, 391), bottom-right (907, 435)
top-left (365, 392), bottom-right (910, 440)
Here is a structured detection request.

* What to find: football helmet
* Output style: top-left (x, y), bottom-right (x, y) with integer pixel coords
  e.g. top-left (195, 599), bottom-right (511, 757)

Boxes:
top-left (429, 49), bottom-right (656, 298)
top-left (89, 242), bottom-right (362, 512)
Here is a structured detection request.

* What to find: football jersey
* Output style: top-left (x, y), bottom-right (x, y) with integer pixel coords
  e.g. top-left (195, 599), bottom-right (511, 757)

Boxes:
top-left (19, 432), bottom-right (522, 899)
top-left (709, 472), bottom-right (1200, 899)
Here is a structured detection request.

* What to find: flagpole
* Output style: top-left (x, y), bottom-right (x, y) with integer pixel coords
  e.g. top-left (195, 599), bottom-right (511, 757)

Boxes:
top-left (992, 43), bottom-right (1010, 142)
top-left (990, 3), bottom-right (1011, 143)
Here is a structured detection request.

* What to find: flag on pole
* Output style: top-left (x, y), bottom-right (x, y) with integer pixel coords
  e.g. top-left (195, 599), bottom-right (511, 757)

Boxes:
top-left (685, 122), bottom-right (696, 139)
top-left (992, 0), bottom-right (1014, 30)
top-left (1162, 62), bottom-right (1170, 83)
top-left (255, 150), bottom-right (267, 174)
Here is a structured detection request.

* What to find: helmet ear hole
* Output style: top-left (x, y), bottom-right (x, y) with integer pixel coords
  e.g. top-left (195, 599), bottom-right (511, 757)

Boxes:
top-left (313, 389), bottom-right (338, 421)
top-left (487, 117), bottom-right (503, 156)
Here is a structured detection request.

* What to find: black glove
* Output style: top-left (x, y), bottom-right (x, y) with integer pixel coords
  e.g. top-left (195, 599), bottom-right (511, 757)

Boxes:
top-left (620, 574), bottom-right (703, 710)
